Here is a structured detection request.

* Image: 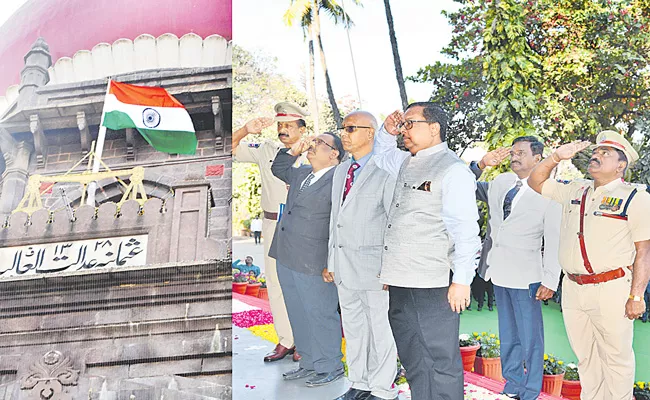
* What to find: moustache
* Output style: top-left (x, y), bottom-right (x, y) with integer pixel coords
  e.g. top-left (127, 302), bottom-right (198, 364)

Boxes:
top-left (589, 158), bottom-right (601, 166)
top-left (511, 161), bottom-right (520, 165)
top-left (278, 133), bottom-right (289, 139)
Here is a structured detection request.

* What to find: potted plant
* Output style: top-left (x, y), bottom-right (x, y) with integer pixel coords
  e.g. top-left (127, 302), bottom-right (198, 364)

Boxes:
top-left (459, 333), bottom-right (481, 372)
top-left (474, 332), bottom-right (503, 381)
top-left (245, 273), bottom-right (262, 297)
top-left (241, 219), bottom-right (252, 237)
top-left (542, 353), bottom-right (565, 396)
top-left (635, 381), bottom-right (650, 400)
top-left (232, 271), bottom-right (249, 294)
top-left (561, 362), bottom-right (581, 400)
top-left (257, 275), bottom-right (268, 300)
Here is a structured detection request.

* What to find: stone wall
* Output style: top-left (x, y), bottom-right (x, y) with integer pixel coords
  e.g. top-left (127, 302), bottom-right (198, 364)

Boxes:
top-left (0, 259), bottom-right (232, 399)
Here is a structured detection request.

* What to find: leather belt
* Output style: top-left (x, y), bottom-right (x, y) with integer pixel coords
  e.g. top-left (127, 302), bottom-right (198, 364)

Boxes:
top-left (566, 267), bottom-right (626, 285)
top-left (263, 211), bottom-right (278, 220)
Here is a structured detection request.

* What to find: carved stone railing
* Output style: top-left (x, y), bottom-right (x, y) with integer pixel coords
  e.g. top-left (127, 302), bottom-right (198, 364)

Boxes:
top-left (0, 33), bottom-right (232, 115)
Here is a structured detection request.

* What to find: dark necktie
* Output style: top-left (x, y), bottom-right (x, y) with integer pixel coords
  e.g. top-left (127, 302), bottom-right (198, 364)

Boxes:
top-left (503, 180), bottom-right (523, 220)
top-left (298, 173), bottom-right (314, 195)
top-left (342, 162), bottom-right (360, 203)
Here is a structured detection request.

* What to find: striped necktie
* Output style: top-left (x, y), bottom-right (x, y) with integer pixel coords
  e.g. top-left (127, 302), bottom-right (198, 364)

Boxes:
top-left (298, 173), bottom-right (314, 195)
top-left (503, 180), bottom-right (523, 220)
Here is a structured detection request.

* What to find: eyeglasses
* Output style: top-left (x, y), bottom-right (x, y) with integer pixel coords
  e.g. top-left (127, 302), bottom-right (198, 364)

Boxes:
top-left (337, 125), bottom-right (373, 135)
top-left (397, 120), bottom-right (433, 131)
top-left (312, 138), bottom-right (337, 151)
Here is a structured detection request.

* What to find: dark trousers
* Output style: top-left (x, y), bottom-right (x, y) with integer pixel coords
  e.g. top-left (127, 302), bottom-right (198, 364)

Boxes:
top-left (471, 273), bottom-right (494, 308)
top-left (494, 284), bottom-right (544, 400)
top-left (253, 230), bottom-right (261, 244)
top-left (276, 262), bottom-right (343, 373)
top-left (388, 286), bottom-right (463, 400)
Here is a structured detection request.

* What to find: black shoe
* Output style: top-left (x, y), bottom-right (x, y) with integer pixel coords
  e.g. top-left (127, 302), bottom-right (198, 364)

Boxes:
top-left (306, 367), bottom-right (345, 387)
top-left (333, 388), bottom-right (372, 400)
top-left (283, 367), bottom-right (316, 380)
top-left (477, 305), bottom-right (483, 311)
top-left (501, 393), bottom-right (520, 400)
top-left (488, 305), bottom-right (494, 311)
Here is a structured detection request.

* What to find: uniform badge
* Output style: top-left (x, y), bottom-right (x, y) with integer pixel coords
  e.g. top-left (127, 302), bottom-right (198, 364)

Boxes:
top-left (599, 196), bottom-right (623, 211)
top-left (248, 143), bottom-right (261, 148)
top-left (556, 179), bottom-right (570, 185)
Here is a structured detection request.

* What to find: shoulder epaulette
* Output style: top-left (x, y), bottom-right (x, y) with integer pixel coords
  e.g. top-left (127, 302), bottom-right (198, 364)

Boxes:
top-left (248, 143), bottom-right (261, 148)
top-left (555, 179), bottom-right (570, 185)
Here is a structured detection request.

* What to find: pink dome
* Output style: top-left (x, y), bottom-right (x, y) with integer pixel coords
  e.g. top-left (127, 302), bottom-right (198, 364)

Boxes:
top-left (0, 0), bottom-right (232, 94)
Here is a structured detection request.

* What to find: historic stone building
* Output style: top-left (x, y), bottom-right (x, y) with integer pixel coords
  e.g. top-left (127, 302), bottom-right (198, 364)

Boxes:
top-left (0, 1), bottom-right (232, 398)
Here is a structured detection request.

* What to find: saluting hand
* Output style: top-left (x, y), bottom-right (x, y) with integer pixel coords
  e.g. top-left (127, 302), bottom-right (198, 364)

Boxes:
top-left (290, 138), bottom-right (312, 155)
top-left (448, 283), bottom-right (471, 313)
top-left (322, 268), bottom-right (335, 283)
top-left (384, 110), bottom-right (405, 136)
top-left (479, 147), bottom-right (510, 169)
top-left (553, 140), bottom-right (592, 161)
top-left (245, 117), bottom-right (274, 134)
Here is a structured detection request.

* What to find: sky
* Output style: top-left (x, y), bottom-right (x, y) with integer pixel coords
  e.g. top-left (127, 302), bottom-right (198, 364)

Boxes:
top-left (233, 0), bottom-right (461, 120)
top-left (0, 0), bottom-right (27, 26)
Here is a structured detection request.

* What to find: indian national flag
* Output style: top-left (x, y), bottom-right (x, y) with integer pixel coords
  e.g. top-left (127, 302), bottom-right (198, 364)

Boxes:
top-left (101, 81), bottom-right (197, 155)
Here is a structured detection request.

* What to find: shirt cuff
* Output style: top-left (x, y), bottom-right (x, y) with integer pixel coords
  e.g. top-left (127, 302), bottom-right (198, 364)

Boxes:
top-left (452, 265), bottom-right (474, 286)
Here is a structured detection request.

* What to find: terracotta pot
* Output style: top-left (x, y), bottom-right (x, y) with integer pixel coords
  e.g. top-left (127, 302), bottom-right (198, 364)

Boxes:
top-left (474, 356), bottom-right (503, 381)
top-left (257, 287), bottom-right (269, 300)
top-left (459, 344), bottom-right (480, 372)
top-left (232, 282), bottom-right (248, 295)
top-left (542, 373), bottom-right (565, 396)
top-left (245, 282), bottom-right (262, 297)
top-left (561, 379), bottom-right (581, 400)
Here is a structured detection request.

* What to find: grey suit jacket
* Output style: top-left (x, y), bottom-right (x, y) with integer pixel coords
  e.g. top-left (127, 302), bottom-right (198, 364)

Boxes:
top-left (328, 156), bottom-right (397, 290)
top-left (269, 148), bottom-right (335, 275)
top-left (470, 162), bottom-right (492, 279)
top-left (470, 162), bottom-right (562, 290)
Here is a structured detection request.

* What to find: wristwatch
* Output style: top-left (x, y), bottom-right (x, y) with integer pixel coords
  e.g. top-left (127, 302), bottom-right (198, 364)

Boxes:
top-left (629, 295), bottom-right (642, 301)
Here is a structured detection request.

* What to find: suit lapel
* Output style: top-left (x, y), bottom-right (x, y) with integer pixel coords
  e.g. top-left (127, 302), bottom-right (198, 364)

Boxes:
top-left (341, 157), bottom-right (377, 210)
top-left (298, 167), bottom-right (334, 199)
top-left (333, 161), bottom-right (349, 212)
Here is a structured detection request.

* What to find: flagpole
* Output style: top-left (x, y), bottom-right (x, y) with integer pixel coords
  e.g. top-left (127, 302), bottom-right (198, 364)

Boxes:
top-left (86, 78), bottom-right (112, 206)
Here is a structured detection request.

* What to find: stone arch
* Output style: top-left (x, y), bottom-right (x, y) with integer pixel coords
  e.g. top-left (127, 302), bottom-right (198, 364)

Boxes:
top-left (63, 178), bottom-right (174, 209)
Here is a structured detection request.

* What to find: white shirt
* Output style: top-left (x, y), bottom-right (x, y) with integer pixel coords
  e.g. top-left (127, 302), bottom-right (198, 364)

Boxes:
top-left (250, 218), bottom-right (263, 232)
top-left (373, 126), bottom-right (481, 286)
top-left (508, 177), bottom-right (529, 211)
top-left (300, 166), bottom-right (335, 188)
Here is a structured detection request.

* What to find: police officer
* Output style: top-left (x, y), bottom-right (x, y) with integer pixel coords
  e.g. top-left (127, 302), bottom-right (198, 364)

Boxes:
top-left (233, 102), bottom-right (309, 362)
top-left (529, 131), bottom-right (650, 400)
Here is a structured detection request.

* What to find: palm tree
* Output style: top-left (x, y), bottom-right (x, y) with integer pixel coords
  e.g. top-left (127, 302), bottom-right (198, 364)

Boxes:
top-left (383, 0), bottom-right (407, 109)
top-left (284, 0), bottom-right (360, 128)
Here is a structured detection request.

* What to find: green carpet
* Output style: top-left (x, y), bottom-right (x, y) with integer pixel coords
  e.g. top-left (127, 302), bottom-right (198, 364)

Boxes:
top-left (459, 301), bottom-right (650, 380)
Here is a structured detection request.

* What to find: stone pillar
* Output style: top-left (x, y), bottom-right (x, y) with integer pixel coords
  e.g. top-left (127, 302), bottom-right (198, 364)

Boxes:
top-left (0, 141), bottom-right (34, 217)
top-left (18, 38), bottom-right (52, 110)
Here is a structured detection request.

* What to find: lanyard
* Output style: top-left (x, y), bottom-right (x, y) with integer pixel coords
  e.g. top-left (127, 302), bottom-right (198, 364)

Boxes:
top-left (578, 187), bottom-right (595, 274)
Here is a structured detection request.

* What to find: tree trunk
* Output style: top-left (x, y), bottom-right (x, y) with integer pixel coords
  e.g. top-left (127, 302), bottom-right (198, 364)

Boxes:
top-left (383, 0), bottom-right (408, 109)
top-left (307, 27), bottom-right (320, 135)
top-left (312, 1), bottom-right (342, 127)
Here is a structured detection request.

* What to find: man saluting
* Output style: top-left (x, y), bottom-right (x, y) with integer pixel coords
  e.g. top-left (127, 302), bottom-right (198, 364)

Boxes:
top-left (529, 131), bottom-right (650, 400)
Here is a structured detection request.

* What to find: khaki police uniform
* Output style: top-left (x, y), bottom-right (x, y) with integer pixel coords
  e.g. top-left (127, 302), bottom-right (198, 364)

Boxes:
top-left (541, 132), bottom-right (650, 400)
top-left (235, 139), bottom-right (294, 349)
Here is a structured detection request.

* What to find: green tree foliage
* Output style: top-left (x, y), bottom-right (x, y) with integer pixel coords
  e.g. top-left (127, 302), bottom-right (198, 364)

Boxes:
top-left (414, 0), bottom-right (650, 180)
